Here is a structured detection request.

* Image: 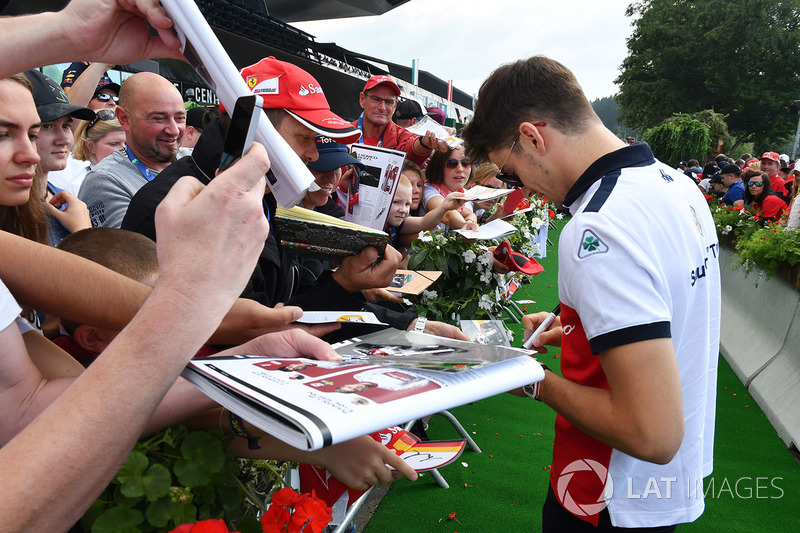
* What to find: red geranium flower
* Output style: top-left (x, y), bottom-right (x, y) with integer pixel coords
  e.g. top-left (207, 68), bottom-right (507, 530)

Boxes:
top-left (169, 519), bottom-right (234, 533)
top-left (547, 209), bottom-right (555, 218)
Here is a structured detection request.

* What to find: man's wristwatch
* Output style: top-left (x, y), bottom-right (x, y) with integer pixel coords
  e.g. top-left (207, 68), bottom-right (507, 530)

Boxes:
top-left (413, 316), bottom-right (427, 333)
top-left (523, 363), bottom-right (550, 401)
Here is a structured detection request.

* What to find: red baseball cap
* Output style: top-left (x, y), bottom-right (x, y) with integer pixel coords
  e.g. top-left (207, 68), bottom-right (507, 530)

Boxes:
top-left (760, 152), bottom-right (780, 163)
top-left (362, 75), bottom-right (400, 96)
top-left (240, 57), bottom-right (361, 143)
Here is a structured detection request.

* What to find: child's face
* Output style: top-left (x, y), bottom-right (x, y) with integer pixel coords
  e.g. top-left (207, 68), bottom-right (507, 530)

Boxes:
top-left (388, 184), bottom-right (412, 227)
top-left (403, 170), bottom-right (423, 210)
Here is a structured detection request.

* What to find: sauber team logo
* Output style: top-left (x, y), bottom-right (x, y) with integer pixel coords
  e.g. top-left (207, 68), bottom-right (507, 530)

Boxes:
top-left (577, 229), bottom-right (609, 259)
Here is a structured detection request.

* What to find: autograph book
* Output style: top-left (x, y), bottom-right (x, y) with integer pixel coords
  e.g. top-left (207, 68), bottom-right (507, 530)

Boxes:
top-left (274, 206), bottom-right (389, 260)
top-left (182, 329), bottom-right (544, 451)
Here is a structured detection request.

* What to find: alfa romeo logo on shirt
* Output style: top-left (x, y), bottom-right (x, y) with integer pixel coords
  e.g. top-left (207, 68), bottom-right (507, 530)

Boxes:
top-left (577, 229), bottom-right (609, 259)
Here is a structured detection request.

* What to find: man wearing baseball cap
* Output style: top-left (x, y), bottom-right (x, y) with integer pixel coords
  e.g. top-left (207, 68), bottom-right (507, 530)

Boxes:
top-left (760, 151), bottom-right (789, 201)
top-left (354, 75), bottom-right (447, 165)
top-left (394, 99), bottom-right (429, 128)
top-left (61, 61), bottom-right (121, 111)
top-left (302, 135), bottom-right (364, 213)
top-left (240, 56), bottom-right (361, 161)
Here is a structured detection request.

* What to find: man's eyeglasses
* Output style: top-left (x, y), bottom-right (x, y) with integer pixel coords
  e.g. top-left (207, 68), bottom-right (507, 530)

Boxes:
top-left (94, 92), bottom-right (119, 104)
top-left (495, 122), bottom-right (547, 188)
top-left (445, 157), bottom-right (472, 169)
top-left (748, 181), bottom-right (764, 187)
top-left (87, 108), bottom-right (116, 130)
top-left (364, 93), bottom-right (397, 107)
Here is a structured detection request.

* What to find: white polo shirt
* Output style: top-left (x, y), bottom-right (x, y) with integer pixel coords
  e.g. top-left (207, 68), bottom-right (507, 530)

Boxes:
top-left (551, 143), bottom-right (721, 528)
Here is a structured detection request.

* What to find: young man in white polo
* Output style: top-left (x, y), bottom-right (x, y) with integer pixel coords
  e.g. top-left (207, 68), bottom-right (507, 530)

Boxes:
top-left (463, 56), bottom-right (720, 532)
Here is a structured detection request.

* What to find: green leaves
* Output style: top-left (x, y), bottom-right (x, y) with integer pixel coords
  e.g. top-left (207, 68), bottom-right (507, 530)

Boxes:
top-left (174, 431), bottom-right (226, 486)
top-left (82, 425), bottom-right (287, 532)
top-left (117, 451), bottom-right (172, 500)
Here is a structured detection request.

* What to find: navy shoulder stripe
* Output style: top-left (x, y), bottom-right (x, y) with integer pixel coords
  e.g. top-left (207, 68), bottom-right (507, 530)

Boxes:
top-left (584, 170), bottom-right (621, 213)
top-left (589, 321), bottom-right (671, 354)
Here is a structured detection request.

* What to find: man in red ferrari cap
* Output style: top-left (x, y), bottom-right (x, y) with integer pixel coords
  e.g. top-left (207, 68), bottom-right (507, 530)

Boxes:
top-left (759, 151), bottom-right (789, 201)
top-left (354, 75), bottom-right (448, 165)
top-left (240, 56), bottom-right (362, 162)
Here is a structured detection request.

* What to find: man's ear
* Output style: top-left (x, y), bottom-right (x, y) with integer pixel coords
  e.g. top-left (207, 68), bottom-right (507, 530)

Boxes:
top-left (115, 106), bottom-right (131, 130)
top-left (519, 122), bottom-right (547, 155)
top-left (73, 325), bottom-right (117, 356)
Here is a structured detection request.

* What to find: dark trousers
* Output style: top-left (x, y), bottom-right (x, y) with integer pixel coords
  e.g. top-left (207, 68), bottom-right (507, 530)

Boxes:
top-left (542, 486), bottom-right (677, 533)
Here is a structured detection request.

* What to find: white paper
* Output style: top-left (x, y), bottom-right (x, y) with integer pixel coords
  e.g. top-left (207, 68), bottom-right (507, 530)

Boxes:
top-left (406, 116), bottom-right (462, 149)
top-left (347, 144), bottom-right (407, 230)
top-left (454, 218), bottom-right (517, 240)
top-left (183, 330), bottom-right (544, 450)
top-left (296, 311), bottom-right (387, 325)
top-left (160, 0), bottom-right (315, 207)
top-left (460, 185), bottom-right (514, 202)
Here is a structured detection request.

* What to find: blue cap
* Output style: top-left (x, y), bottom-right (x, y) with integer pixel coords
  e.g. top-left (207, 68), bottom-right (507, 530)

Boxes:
top-left (308, 135), bottom-right (365, 172)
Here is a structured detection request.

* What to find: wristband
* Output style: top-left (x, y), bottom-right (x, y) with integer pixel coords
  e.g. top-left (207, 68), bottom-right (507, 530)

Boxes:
top-left (413, 316), bottom-right (427, 333)
top-left (418, 137), bottom-right (432, 151)
top-left (228, 411), bottom-right (261, 450)
top-left (522, 363), bottom-right (550, 401)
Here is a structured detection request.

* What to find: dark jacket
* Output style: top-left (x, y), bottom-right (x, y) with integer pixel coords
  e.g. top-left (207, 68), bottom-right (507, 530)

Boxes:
top-left (122, 119), bottom-right (415, 341)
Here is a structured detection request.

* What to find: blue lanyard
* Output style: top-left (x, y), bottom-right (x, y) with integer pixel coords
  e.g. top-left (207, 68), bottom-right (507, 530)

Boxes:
top-left (123, 145), bottom-right (157, 182)
top-left (357, 114), bottom-right (383, 147)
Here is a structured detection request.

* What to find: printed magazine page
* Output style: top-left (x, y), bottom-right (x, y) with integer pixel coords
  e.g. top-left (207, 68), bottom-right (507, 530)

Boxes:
top-left (454, 218), bottom-right (517, 240)
top-left (346, 144), bottom-right (407, 230)
top-left (182, 330), bottom-right (544, 451)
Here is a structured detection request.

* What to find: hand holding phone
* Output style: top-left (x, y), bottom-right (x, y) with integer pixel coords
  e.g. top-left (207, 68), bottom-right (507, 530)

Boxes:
top-left (218, 94), bottom-right (263, 173)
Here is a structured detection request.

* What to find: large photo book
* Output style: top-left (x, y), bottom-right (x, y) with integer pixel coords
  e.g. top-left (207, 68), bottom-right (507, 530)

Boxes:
top-left (182, 329), bottom-right (544, 451)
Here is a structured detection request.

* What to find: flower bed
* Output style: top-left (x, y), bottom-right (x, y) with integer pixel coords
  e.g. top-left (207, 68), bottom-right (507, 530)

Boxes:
top-left (406, 196), bottom-right (557, 323)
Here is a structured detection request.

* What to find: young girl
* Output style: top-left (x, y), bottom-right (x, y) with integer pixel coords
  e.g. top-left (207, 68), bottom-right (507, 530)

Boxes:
top-left (385, 175), bottom-right (465, 250)
top-left (420, 145), bottom-right (479, 231)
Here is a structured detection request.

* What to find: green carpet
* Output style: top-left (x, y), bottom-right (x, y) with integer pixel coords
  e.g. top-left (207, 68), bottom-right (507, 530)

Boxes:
top-left (365, 221), bottom-right (800, 532)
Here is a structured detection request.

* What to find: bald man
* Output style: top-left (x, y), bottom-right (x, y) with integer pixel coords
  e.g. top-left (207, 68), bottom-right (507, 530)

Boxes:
top-left (79, 72), bottom-right (186, 228)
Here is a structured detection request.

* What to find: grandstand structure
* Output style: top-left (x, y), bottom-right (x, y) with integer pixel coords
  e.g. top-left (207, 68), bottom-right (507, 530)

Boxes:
top-left (3, 0), bottom-right (473, 123)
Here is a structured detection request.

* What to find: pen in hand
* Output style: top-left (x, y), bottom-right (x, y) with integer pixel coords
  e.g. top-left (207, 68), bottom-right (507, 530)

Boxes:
top-left (523, 304), bottom-right (561, 350)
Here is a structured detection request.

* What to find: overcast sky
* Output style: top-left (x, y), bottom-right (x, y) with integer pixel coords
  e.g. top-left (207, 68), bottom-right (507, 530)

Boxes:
top-left (295, 0), bottom-right (636, 102)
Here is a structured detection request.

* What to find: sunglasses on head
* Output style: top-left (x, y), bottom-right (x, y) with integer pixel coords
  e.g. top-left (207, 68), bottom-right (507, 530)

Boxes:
top-left (87, 108), bottom-right (116, 130)
top-left (445, 157), bottom-right (472, 169)
top-left (748, 181), bottom-right (764, 187)
top-left (94, 92), bottom-right (119, 104)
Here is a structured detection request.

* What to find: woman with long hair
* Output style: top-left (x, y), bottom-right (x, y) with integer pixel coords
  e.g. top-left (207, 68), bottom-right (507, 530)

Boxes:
top-left (742, 169), bottom-right (787, 222)
top-left (420, 144), bottom-right (479, 231)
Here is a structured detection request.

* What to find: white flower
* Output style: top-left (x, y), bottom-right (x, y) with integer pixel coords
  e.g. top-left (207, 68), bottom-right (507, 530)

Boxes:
top-left (421, 289), bottom-right (438, 301)
top-left (480, 271), bottom-right (492, 283)
top-left (530, 217), bottom-right (545, 230)
top-left (462, 249), bottom-right (477, 263)
top-left (477, 250), bottom-right (494, 267)
top-left (556, 213), bottom-right (564, 220)
top-left (722, 225), bottom-right (733, 235)
top-left (478, 294), bottom-right (494, 311)
top-left (419, 232), bottom-right (433, 242)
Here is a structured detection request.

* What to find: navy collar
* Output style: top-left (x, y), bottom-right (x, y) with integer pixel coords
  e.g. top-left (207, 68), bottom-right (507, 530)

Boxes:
top-left (563, 142), bottom-right (656, 212)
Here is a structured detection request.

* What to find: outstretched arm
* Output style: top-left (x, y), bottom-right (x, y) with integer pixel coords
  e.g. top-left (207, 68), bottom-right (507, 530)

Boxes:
top-left (401, 192), bottom-right (466, 234)
top-left (0, 143), bottom-right (270, 529)
top-left (2, 0), bottom-right (183, 79)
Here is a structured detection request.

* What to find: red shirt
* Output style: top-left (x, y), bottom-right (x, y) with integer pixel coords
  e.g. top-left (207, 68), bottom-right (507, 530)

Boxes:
top-left (755, 194), bottom-right (788, 220)
top-left (351, 118), bottom-right (430, 166)
top-left (769, 173), bottom-right (788, 197)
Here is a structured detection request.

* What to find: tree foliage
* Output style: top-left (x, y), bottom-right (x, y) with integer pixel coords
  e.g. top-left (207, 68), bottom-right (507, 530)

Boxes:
top-left (616, 0), bottom-right (800, 150)
top-left (642, 113), bottom-right (712, 165)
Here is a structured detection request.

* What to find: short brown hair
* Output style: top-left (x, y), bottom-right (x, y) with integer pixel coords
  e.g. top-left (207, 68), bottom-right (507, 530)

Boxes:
top-left (462, 56), bottom-right (598, 162)
top-left (425, 145), bottom-right (458, 186)
top-left (57, 228), bottom-right (158, 285)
